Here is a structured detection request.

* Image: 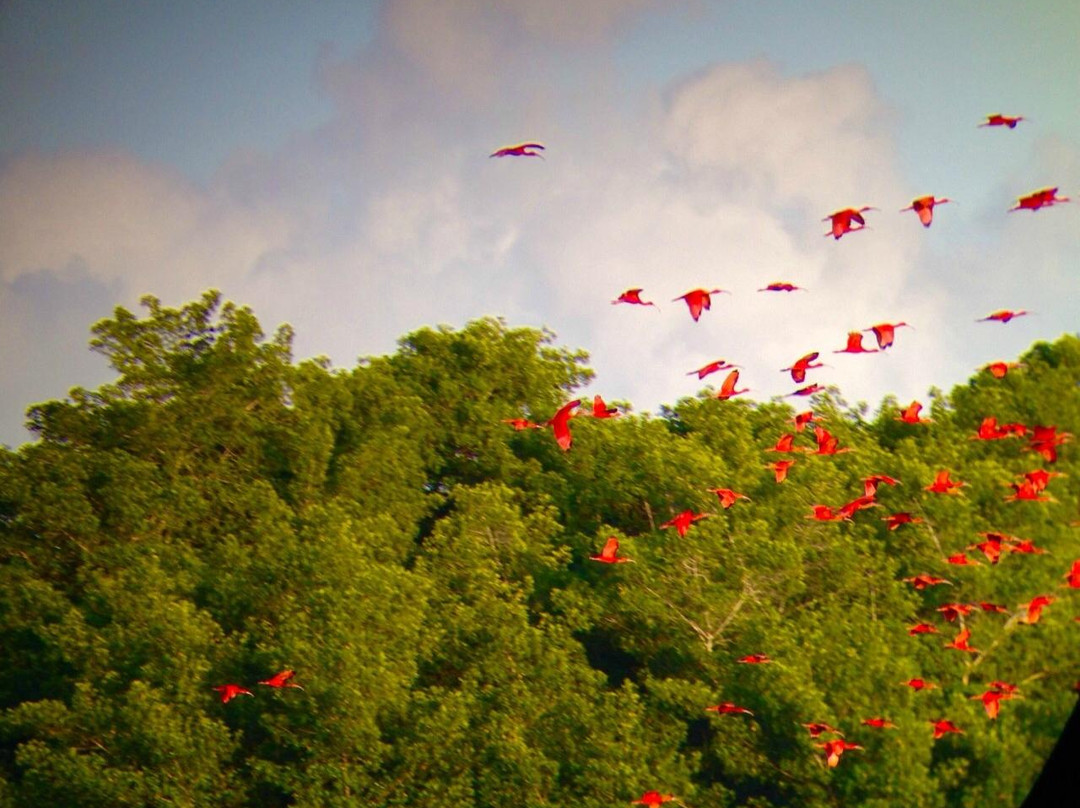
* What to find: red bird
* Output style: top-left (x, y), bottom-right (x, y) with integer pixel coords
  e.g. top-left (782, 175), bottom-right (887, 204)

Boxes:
top-left (897, 401), bottom-right (931, 425)
top-left (758, 282), bottom-right (806, 292)
top-left (838, 495), bottom-right (879, 520)
top-left (213, 684), bottom-right (253, 704)
top-left (706, 702), bottom-right (753, 716)
top-left (945, 553), bottom-right (980, 566)
top-left (823, 206), bottom-right (875, 239)
top-left (980, 113), bottom-right (1024, 129)
top-left (688, 359), bottom-right (739, 380)
top-left (931, 719), bottom-right (964, 739)
top-left (1004, 480), bottom-right (1054, 503)
top-left (883, 512), bottom-right (921, 531)
top-left (982, 361), bottom-right (1021, 379)
top-left (503, 417), bottom-right (542, 431)
top-left (590, 536), bottom-right (633, 564)
top-left (864, 474), bottom-right (899, 496)
top-left (259, 669), bottom-right (304, 690)
top-left (591, 395), bottom-right (620, 419)
top-left (1008, 537), bottom-right (1046, 555)
top-left (737, 654), bottom-right (771, 664)
top-left (787, 383), bottom-right (826, 398)
top-left (767, 433), bottom-right (802, 454)
top-left (925, 470), bottom-right (965, 495)
top-left (865, 322), bottom-right (910, 350)
top-left (903, 574), bottom-right (951, 590)
top-left (902, 678), bottom-right (936, 691)
top-left (674, 288), bottom-right (728, 322)
top-left (818, 739), bottom-right (862, 768)
top-left (901, 196), bottom-right (951, 227)
top-left (908, 623), bottom-right (938, 636)
top-left (546, 399), bottom-right (581, 451)
top-left (708, 488), bottom-right (751, 509)
top-left (943, 627), bottom-right (979, 653)
top-left (834, 331), bottom-right (878, 354)
top-left (1020, 469), bottom-right (1065, 492)
top-left (782, 352), bottom-right (825, 384)
top-left (792, 410), bottom-right (818, 432)
top-left (812, 426), bottom-right (848, 456)
top-left (767, 459), bottom-right (795, 483)
top-left (1063, 560), bottom-right (1080, 589)
top-left (633, 791), bottom-right (676, 807)
top-left (861, 717), bottom-right (897, 729)
top-left (969, 533), bottom-right (1006, 565)
top-left (716, 369), bottom-right (748, 400)
top-left (660, 510), bottom-right (710, 538)
top-left (1009, 187), bottom-right (1069, 212)
top-left (979, 602), bottom-right (1009, 614)
top-left (1021, 595), bottom-right (1054, 624)
top-left (971, 689), bottom-right (1013, 720)
top-left (613, 288), bottom-right (658, 308)
top-left (490, 142), bottom-right (545, 159)
top-left (802, 722), bottom-right (844, 738)
top-left (1029, 425), bottom-right (1073, 463)
top-left (937, 603), bottom-right (974, 622)
top-left (978, 309), bottom-right (1030, 323)
top-left (808, 505), bottom-right (845, 522)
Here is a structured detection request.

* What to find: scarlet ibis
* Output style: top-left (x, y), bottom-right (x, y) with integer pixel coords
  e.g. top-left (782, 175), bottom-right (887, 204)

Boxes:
top-left (943, 627), bottom-right (978, 653)
top-left (897, 401), bottom-right (931, 425)
top-left (1029, 425), bottom-right (1073, 463)
top-left (978, 309), bottom-right (1030, 323)
top-left (969, 534), bottom-right (1006, 564)
top-left (660, 510), bottom-right (710, 537)
top-left (758, 282), bottom-right (806, 292)
top-left (707, 488), bottom-right (750, 509)
top-left (982, 361), bottom-right (1021, 378)
top-left (864, 474), bottom-right (899, 496)
top-left (503, 418), bottom-right (542, 431)
top-left (613, 288), bottom-right (658, 308)
top-left (883, 512), bottom-right (922, 531)
top-left (782, 352), bottom-right (825, 384)
top-left (903, 574), bottom-right (951, 590)
top-left (633, 791), bottom-right (676, 807)
top-left (908, 623), bottom-right (938, 635)
top-left (259, 670), bottom-right (304, 690)
top-left (688, 359), bottom-right (739, 380)
top-left (980, 113), bottom-right (1024, 128)
top-left (490, 142), bottom-right (545, 158)
top-left (792, 410), bottom-right (818, 431)
top-left (213, 684), bottom-right (253, 703)
top-left (838, 495), bottom-right (879, 520)
top-left (1004, 480), bottom-right (1054, 502)
top-left (861, 717), bottom-right (897, 729)
top-left (823, 207), bottom-right (874, 239)
top-left (1063, 560), bottom-right (1080, 589)
top-left (802, 722), bottom-right (843, 738)
top-left (864, 322), bottom-right (910, 350)
top-left (546, 399), bottom-right (581, 451)
top-left (767, 433), bottom-right (802, 453)
top-left (930, 719), bottom-right (963, 739)
top-left (706, 702), bottom-right (753, 716)
top-left (767, 459), bottom-right (795, 483)
top-left (716, 369), bottom-right (748, 400)
top-left (900, 196), bottom-right (951, 227)
top-left (925, 470), bottom-right (965, 494)
top-left (834, 331), bottom-right (878, 354)
top-left (945, 553), bottom-right (981, 566)
top-left (1020, 469), bottom-right (1065, 492)
top-left (1021, 595), bottom-right (1054, 624)
top-left (812, 426), bottom-right (848, 456)
top-left (674, 288), bottom-right (728, 322)
top-left (737, 654), bottom-right (771, 664)
top-left (937, 603), bottom-right (974, 622)
top-left (1008, 537), bottom-right (1046, 554)
top-left (971, 689), bottom-right (1012, 720)
top-left (591, 395), bottom-right (620, 419)
top-left (1009, 187), bottom-right (1069, 212)
top-left (787, 384), bottom-right (826, 397)
top-left (902, 678), bottom-right (936, 691)
top-left (973, 416), bottom-right (1011, 441)
top-left (808, 505), bottom-right (845, 522)
top-left (818, 739), bottom-right (862, 768)
top-left (979, 602), bottom-right (1009, 614)
top-left (590, 536), bottom-right (633, 564)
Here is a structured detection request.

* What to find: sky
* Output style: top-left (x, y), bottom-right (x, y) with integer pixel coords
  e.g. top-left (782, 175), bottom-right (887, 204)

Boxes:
top-left (1, 0), bottom-right (1078, 446)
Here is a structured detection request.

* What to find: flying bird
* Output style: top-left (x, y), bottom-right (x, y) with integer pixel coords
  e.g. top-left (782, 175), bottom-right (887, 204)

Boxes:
top-left (782, 352), bottom-right (825, 384)
top-left (823, 207), bottom-right (875, 239)
top-left (546, 399), bottom-right (581, 451)
top-left (758, 282), bottom-right (806, 292)
top-left (716, 369), bottom-right (748, 400)
top-left (767, 459), bottom-right (796, 483)
top-left (861, 717), bottom-right (897, 729)
top-left (706, 702), bottom-right (753, 716)
top-left (982, 361), bottom-right (1022, 379)
top-left (863, 474), bottom-right (900, 496)
top-left (792, 410), bottom-right (819, 431)
top-left (1004, 480), bottom-right (1054, 503)
top-left (908, 623), bottom-right (938, 636)
top-left (591, 395), bottom-right (620, 419)
top-left (1008, 537), bottom-right (1047, 555)
top-left (1021, 595), bottom-right (1054, 624)
top-left (903, 574), bottom-right (952, 590)
top-left (688, 359), bottom-right (739, 380)
top-left (883, 512), bottom-right (922, 531)
top-left (901, 196), bottom-right (951, 227)
top-left (613, 288), bottom-right (658, 308)
top-left (901, 678), bottom-right (936, 691)
top-left (213, 684), bottom-right (253, 704)
top-left (925, 470), bottom-right (965, 494)
top-left (259, 669), bottom-right (304, 690)
top-left (660, 510), bottom-right (710, 538)
top-left (767, 433), bottom-right (802, 454)
top-left (945, 552), bottom-right (981, 566)
top-left (802, 722), bottom-right (844, 738)
top-left (937, 603), bottom-right (974, 622)
top-left (978, 309), bottom-right (1030, 323)
top-left (817, 739), bottom-right (862, 768)
top-left (1019, 469), bottom-right (1065, 492)
top-left (674, 288), bottom-right (729, 322)
top-left (835, 331), bottom-right (879, 354)
top-left (633, 791), bottom-right (677, 807)
top-left (490, 142), bottom-right (545, 159)
top-left (864, 322), bottom-right (910, 350)
top-left (897, 401), bottom-right (931, 425)
top-left (812, 426), bottom-right (849, 456)
top-left (503, 418), bottom-right (542, 431)
top-left (808, 504), bottom-right (846, 522)
top-left (930, 719), bottom-right (964, 740)
top-left (943, 627), bottom-right (979, 653)
top-left (590, 537), bottom-right (633, 564)
top-left (1063, 560), bottom-right (1080, 589)
top-left (980, 113), bottom-right (1024, 128)
top-left (971, 689), bottom-right (1013, 720)
top-left (708, 488), bottom-right (751, 509)
top-left (1009, 187), bottom-right (1069, 212)
top-left (737, 654), bottom-right (772, 665)
top-left (786, 384), bottom-right (826, 398)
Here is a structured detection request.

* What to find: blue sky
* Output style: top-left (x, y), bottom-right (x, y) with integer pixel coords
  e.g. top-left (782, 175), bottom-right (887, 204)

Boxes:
top-left (1, 1), bottom-right (1078, 445)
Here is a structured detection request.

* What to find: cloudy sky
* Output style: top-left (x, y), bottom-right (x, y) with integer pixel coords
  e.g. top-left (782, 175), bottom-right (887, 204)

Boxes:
top-left (1, 1), bottom-right (1078, 446)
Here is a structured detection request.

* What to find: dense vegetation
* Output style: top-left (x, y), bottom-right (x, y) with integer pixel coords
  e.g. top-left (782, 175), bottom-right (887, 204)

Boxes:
top-left (1, 291), bottom-right (1078, 807)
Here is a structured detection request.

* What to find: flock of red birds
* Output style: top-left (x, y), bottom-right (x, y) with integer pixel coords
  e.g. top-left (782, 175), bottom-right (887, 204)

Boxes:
top-left (491, 114), bottom-right (1077, 797)
top-left (210, 116), bottom-right (1072, 802)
